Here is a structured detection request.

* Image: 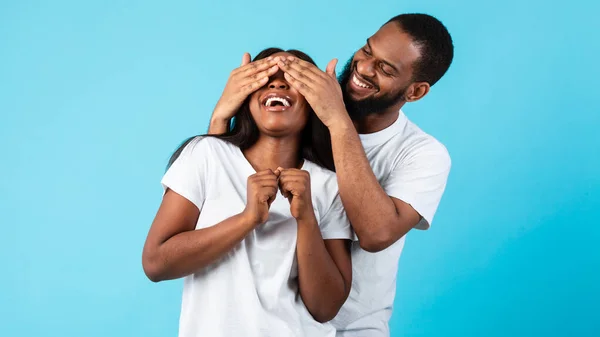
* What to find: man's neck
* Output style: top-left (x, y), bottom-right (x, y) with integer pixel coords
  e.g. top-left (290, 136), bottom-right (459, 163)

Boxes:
top-left (243, 135), bottom-right (301, 172)
top-left (353, 105), bottom-right (403, 134)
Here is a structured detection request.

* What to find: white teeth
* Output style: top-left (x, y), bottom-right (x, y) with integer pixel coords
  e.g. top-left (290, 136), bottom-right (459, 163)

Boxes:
top-left (265, 97), bottom-right (291, 107)
top-left (352, 74), bottom-right (373, 89)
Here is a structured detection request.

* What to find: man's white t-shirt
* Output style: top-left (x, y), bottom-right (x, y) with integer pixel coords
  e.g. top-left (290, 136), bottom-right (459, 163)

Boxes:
top-left (161, 137), bottom-right (353, 337)
top-left (331, 111), bottom-right (451, 336)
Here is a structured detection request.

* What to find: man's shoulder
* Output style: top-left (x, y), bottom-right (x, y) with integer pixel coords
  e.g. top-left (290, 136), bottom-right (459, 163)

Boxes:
top-left (392, 117), bottom-right (451, 165)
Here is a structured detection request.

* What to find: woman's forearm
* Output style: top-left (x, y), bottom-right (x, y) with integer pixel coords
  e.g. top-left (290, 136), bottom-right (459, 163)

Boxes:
top-left (143, 212), bottom-right (254, 282)
top-left (295, 217), bottom-right (350, 322)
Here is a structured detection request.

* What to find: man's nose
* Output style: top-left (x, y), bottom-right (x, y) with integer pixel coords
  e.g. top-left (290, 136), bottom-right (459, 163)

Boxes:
top-left (356, 59), bottom-right (376, 78)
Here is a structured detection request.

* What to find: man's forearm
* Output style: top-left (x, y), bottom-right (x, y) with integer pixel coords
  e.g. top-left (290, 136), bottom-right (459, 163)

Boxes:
top-left (329, 119), bottom-right (400, 251)
top-left (208, 117), bottom-right (229, 134)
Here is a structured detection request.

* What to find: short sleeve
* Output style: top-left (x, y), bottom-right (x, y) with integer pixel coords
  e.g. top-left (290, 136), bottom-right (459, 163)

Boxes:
top-left (319, 194), bottom-right (355, 240)
top-left (161, 137), bottom-right (210, 210)
top-left (382, 143), bottom-right (451, 230)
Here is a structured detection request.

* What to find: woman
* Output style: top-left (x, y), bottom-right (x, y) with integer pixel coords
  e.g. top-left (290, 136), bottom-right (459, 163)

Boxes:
top-left (142, 48), bottom-right (352, 337)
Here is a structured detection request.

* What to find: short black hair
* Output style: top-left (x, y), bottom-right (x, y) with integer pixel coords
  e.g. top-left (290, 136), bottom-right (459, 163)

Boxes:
top-left (386, 13), bottom-right (454, 86)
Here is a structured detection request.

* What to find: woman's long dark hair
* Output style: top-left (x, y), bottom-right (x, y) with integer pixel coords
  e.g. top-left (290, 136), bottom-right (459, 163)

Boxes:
top-left (167, 48), bottom-right (335, 171)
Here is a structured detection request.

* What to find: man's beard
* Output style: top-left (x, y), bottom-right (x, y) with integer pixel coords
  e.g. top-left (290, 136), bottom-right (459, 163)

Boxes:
top-left (339, 57), bottom-right (406, 120)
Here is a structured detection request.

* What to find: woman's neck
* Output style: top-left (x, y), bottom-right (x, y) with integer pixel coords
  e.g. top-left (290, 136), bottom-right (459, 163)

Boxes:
top-left (243, 135), bottom-right (302, 172)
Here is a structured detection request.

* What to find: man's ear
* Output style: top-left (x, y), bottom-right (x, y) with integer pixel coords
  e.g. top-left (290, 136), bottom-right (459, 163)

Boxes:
top-left (405, 82), bottom-right (430, 102)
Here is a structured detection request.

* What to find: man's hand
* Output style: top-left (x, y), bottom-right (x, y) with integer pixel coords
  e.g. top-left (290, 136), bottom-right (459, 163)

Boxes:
top-left (277, 57), bottom-right (349, 128)
top-left (209, 53), bottom-right (281, 133)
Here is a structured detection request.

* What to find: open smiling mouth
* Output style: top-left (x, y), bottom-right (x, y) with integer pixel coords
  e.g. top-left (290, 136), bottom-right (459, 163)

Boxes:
top-left (351, 72), bottom-right (376, 90)
top-left (352, 74), bottom-right (373, 89)
top-left (262, 93), bottom-right (293, 111)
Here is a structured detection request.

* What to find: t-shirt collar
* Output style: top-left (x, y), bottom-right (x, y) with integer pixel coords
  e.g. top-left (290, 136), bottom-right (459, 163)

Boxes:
top-left (358, 110), bottom-right (408, 147)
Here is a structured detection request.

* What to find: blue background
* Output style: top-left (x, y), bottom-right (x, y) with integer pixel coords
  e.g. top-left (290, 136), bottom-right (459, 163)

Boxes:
top-left (1, 0), bottom-right (598, 336)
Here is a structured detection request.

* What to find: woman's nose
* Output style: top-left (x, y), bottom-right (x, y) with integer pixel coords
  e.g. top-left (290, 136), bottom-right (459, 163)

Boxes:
top-left (268, 76), bottom-right (289, 90)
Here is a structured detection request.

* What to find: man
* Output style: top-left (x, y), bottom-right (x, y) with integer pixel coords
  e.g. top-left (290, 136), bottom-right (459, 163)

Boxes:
top-left (209, 13), bottom-right (453, 337)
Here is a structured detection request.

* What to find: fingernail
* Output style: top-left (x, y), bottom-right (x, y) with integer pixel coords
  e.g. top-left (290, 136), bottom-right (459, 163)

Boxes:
top-left (267, 56), bottom-right (273, 60)
top-left (287, 56), bottom-right (295, 61)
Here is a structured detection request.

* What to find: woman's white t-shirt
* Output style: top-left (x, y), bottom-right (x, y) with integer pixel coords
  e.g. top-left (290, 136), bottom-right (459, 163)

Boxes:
top-left (161, 136), bottom-right (353, 337)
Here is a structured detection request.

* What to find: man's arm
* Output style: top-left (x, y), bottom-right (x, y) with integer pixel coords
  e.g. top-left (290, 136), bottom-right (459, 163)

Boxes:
top-left (329, 121), bottom-right (421, 252)
top-left (276, 56), bottom-right (423, 252)
top-left (208, 117), bottom-right (229, 134)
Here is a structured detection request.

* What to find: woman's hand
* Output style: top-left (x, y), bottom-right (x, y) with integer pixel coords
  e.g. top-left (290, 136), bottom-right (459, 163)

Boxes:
top-left (209, 53), bottom-right (281, 133)
top-left (277, 168), bottom-right (315, 221)
top-left (242, 169), bottom-right (280, 226)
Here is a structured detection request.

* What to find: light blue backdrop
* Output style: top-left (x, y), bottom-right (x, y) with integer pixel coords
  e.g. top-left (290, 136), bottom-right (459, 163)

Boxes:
top-left (1, 0), bottom-right (598, 336)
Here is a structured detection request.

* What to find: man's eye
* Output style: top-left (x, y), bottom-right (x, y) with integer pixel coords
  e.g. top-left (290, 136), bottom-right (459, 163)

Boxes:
top-left (380, 65), bottom-right (392, 76)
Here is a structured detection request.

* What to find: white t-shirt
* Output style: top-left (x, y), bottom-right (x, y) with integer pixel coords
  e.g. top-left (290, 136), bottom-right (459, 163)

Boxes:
top-left (161, 136), bottom-right (353, 337)
top-left (331, 111), bottom-right (451, 336)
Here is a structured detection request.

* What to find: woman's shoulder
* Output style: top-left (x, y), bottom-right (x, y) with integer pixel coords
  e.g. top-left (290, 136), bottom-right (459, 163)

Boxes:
top-left (304, 161), bottom-right (351, 233)
top-left (303, 160), bottom-right (339, 197)
top-left (183, 136), bottom-right (237, 155)
top-left (303, 159), bottom-right (335, 176)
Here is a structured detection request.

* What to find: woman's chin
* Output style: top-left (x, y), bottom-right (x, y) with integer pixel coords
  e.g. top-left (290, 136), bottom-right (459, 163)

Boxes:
top-left (259, 125), bottom-right (302, 138)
